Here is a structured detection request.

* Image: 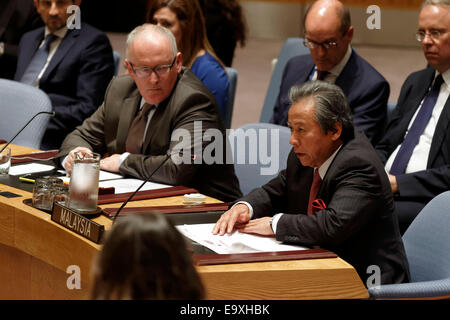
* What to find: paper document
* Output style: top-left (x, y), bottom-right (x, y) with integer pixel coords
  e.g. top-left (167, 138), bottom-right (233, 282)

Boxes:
top-left (99, 178), bottom-right (172, 194)
top-left (9, 163), bottom-right (55, 176)
top-left (176, 223), bottom-right (307, 254)
top-left (59, 170), bottom-right (124, 184)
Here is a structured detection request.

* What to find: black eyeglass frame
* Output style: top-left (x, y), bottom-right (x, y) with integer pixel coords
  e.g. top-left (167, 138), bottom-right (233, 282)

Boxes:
top-left (129, 56), bottom-right (177, 78)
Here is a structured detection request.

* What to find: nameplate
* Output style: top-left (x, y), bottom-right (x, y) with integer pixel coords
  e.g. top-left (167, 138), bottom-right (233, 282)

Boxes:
top-left (51, 202), bottom-right (104, 244)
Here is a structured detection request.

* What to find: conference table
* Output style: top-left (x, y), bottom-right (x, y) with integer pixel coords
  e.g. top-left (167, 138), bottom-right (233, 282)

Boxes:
top-left (0, 144), bottom-right (369, 300)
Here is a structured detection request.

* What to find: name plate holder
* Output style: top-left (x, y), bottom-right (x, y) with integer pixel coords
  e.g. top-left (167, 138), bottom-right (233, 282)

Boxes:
top-left (51, 202), bottom-right (104, 244)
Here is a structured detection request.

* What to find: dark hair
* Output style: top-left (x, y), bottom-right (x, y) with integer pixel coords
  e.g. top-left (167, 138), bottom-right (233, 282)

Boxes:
top-left (289, 81), bottom-right (354, 142)
top-left (91, 213), bottom-right (205, 300)
top-left (146, 0), bottom-right (223, 68)
top-left (303, 0), bottom-right (351, 35)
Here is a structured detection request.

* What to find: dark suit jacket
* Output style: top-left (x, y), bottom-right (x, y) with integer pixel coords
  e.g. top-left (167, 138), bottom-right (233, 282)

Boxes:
top-left (241, 131), bottom-right (410, 285)
top-left (376, 67), bottom-right (450, 203)
top-left (271, 50), bottom-right (390, 144)
top-left (58, 69), bottom-right (242, 202)
top-left (14, 23), bottom-right (115, 150)
top-left (0, 0), bottom-right (43, 79)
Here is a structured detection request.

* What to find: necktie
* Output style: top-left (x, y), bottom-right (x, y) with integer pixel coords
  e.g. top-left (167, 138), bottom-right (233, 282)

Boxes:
top-left (390, 75), bottom-right (444, 175)
top-left (316, 69), bottom-right (330, 81)
top-left (125, 103), bottom-right (154, 154)
top-left (20, 34), bottom-right (58, 85)
top-left (307, 169), bottom-right (322, 214)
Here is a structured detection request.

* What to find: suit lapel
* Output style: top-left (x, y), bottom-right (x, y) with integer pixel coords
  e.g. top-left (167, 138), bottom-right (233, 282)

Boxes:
top-left (429, 96), bottom-right (450, 166)
top-left (40, 28), bottom-right (80, 83)
top-left (116, 92), bottom-right (141, 152)
top-left (16, 29), bottom-right (44, 80)
top-left (335, 49), bottom-right (358, 93)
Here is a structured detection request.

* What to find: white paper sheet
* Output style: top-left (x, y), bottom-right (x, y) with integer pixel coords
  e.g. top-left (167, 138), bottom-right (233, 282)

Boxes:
top-left (59, 170), bottom-right (124, 184)
top-left (99, 178), bottom-right (172, 194)
top-left (176, 223), bottom-right (307, 254)
top-left (9, 163), bottom-right (55, 176)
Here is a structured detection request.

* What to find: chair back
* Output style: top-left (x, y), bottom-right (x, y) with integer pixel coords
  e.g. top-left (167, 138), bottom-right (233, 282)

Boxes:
top-left (0, 79), bottom-right (53, 149)
top-left (402, 191), bottom-right (450, 282)
top-left (259, 38), bottom-right (309, 123)
top-left (224, 67), bottom-right (238, 128)
top-left (113, 51), bottom-right (121, 76)
top-left (228, 123), bottom-right (292, 195)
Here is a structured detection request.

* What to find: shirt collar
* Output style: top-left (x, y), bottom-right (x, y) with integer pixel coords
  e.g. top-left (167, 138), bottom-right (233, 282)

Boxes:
top-left (316, 144), bottom-right (342, 179)
top-left (438, 69), bottom-right (450, 89)
top-left (44, 26), bottom-right (68, 40)
top-left (328, 45), bottom-right (352, 77)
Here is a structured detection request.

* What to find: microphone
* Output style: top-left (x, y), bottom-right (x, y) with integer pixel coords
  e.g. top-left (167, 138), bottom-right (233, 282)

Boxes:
top-left (112, 152), bottom-right (172, 222)
top-left (0, 111), bottom-right (55, 153)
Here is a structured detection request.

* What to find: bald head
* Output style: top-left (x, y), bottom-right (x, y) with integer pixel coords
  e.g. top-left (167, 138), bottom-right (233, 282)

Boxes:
top-left (304, 0), bottom-right (350, 35)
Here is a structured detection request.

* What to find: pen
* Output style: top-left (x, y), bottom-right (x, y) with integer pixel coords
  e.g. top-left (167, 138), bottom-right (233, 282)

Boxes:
top-left (19, 177), bottom-right (35, 184)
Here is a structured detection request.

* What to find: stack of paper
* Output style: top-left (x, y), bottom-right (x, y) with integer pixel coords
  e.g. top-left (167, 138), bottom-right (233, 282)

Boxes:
top-left (176, 223), bottom-right (306, 254)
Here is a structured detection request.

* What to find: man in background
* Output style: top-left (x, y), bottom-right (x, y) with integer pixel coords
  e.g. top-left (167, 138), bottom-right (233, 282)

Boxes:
top-left (376, 0), bottom-right (450, 234)
top-left (271, 0), bottom-right (389, 145)
top-left (14, 0), bottom-right (115, 150)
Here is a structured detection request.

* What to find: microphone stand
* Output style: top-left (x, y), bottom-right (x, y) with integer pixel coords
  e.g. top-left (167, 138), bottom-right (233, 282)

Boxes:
top-left (112, 153), bottom-right (172, 222)
top-left (0, 111), bottom-right (55, 153)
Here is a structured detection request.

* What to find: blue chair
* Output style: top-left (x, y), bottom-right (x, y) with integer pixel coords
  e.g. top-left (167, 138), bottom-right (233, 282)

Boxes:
top-left (224, 67), bottom-right (238, 129)
top-left (368, 191), bottom-right (450, 299)
top-left (228, 123), bottom-right (292, 195)
top-left (113, 51), bottom-right (121, 76)
top-left (0, 79), bottom-right (53, 149)
top-left (259, 38), bottom-right (310, 123)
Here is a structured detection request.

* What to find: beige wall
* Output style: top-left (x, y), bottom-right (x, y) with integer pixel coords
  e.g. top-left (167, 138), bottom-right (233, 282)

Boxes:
top-left (241, 1), bottom-right (421, 47)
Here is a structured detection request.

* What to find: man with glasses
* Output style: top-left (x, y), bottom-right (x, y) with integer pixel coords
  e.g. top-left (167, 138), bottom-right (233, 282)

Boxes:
top-left (14, 0), bottom-right (115, 150)
top-left (376, 0), bottom-right (450, 234)
top-left (271, 0), bottom-right (389, 145)
top-left (58, 24), bottom-right (242, 202)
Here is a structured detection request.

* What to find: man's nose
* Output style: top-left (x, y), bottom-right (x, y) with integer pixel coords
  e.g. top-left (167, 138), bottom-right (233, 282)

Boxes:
top-left (49, 2), bottom-right (60, 15)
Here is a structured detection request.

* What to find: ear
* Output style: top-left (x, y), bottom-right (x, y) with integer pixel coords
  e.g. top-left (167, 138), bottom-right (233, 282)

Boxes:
top-left (124, 59), bottom-right (134, 77)
top-left (330, 122), bottom-right (342, 141)
top-left (175, 52), bottom-right (183, 72)
top-left (33, 0), bottom-right (39, 9)
top-left (345, 26), bottom-right (354, 43)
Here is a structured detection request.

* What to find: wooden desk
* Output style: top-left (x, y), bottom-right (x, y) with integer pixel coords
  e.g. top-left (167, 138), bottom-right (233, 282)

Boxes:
top-left (0, 145), bottom-right (368, 300)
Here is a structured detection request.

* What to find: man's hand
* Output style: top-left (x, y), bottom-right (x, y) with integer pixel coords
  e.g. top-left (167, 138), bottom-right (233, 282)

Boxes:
top-left (100, 154), bottom-right (121, 173)
top-left (236, 216), bottom-right (274, 236)
top-left (212, 203), bottom-right (251, 235)
top-left (64, 147), bottom-right (93, 175)
top-left (388, 174), bottom-right (399, 194)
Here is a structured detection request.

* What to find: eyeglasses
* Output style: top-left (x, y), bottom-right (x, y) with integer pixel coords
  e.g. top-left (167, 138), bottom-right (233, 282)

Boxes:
top-left (129, 57), bottom-right (176, 79)
top-left (416, 29), bottom-right (448, 42)
top-left (303, 38), bottom-right (338, 50)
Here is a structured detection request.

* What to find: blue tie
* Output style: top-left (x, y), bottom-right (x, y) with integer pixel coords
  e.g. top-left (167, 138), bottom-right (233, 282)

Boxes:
top-left (390, 74), bottom-right (444, 175)
top-left (20, 34), bottom-right (58, 85)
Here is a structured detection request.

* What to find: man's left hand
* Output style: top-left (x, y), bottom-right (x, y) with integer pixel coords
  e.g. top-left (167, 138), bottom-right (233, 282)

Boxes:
top-left (100, 154), bottom-right (121, 173)
top-left (388, 174), bottom-right (399, 194)
top-left (236, 217), bottom-right (275, 236)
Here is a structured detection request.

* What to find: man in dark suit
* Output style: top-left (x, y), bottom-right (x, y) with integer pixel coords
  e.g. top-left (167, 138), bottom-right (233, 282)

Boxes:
top-left (14, 0), bottom-right (115, 150)
top-left (0, 0), bottom-right (43, 79)
top-left (214, 81), bottom-right (409, 285)
top-left (376, 0), bottom-right (450, 234)
top-left (59, 24), bottom-right (242, 203)
top-left (271, 0), bottom-right (389, 145)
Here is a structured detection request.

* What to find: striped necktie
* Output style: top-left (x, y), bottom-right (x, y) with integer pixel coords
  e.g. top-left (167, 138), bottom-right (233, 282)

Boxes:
top-left (125, 103), bottom-right (154, 154)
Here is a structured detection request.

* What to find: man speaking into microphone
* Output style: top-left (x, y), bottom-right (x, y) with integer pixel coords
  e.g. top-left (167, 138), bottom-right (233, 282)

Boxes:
top-left (58, 24), bottom-right (242, 202)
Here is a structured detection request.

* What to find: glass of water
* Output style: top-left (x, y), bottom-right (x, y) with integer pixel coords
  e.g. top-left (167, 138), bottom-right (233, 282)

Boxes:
top-left (0, 147), bottom-right (11, 175)
top-left (68, 152), bottom-right (100, 213)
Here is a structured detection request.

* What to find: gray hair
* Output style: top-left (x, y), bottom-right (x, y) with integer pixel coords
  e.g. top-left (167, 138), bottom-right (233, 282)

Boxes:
top-left (422, 0), bottom-right (450, 8)
top-left (126, 24), bottom-right (178, 60)
top-left (289, 81), bottom-right (354, 142)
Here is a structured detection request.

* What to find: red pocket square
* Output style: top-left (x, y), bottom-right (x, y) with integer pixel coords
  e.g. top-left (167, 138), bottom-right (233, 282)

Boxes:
top-left (312, 198), bottom-right (327, 212)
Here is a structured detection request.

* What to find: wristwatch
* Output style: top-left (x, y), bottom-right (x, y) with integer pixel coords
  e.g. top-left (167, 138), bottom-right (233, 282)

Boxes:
top-left (0, 42), bottom-right (4, 56)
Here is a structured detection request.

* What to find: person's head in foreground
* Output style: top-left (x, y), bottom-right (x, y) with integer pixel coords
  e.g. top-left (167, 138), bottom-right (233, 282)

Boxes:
top-left (91, 213), bottom-right (205, 300)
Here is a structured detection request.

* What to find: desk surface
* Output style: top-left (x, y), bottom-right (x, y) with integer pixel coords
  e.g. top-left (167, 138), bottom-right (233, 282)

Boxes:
top-left (0, 145), bottom-right (368, 300)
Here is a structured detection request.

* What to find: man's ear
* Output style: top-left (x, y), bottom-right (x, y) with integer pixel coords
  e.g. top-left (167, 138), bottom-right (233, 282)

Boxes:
top-left (330, 122), bottom-right (342, 141)
top-left (175, 52), bottom-right (183, 72)
top-left (124, 59), bottom-right (134, 77)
